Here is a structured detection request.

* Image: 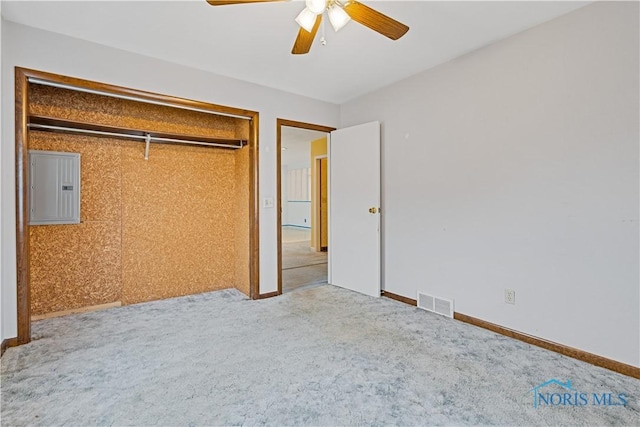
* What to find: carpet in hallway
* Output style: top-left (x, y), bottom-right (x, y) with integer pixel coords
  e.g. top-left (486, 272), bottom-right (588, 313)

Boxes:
top-left (281, 227), bottom-right (327, 291)
top-left (282, 240), bottom-right (327, 270)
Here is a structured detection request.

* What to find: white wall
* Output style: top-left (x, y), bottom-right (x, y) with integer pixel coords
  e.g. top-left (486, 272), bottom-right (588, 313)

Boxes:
top-left (341, 2), bottom-right (639, 367)
top-left (282, 140), bottom-right (311, 227)
top-left (284, 202), bottom-right (311, 228)
top-left (281, 165), bottom-right (289, 225)
top-left (0, 5), bottom-right (4, 343)
top-left (0, 21), bottom-right (339, 341)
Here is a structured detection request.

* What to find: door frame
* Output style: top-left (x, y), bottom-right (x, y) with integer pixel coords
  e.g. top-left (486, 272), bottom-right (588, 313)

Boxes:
top-left (313, 155), bottom-right (328, 252)
top-left (14, 67), bottom-right (261, 345)
top-left (276, 119), bottom-right (335, 295)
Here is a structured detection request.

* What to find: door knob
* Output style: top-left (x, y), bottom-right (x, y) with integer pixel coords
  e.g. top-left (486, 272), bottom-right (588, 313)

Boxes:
top-left (369, 207), bottom-right (378, 214)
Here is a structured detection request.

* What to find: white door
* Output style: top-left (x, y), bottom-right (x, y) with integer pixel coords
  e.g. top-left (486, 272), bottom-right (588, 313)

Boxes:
top-left (329, 121), bottom-right (380, 297)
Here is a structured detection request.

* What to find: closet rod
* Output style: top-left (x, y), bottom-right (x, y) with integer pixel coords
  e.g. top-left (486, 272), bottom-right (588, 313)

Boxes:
top-left (28, 123), bottom-right (244, 149)
top-left (28, 77), bottom-right (252, 121)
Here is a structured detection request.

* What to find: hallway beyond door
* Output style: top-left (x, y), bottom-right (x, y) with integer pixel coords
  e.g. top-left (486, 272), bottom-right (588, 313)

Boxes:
top-left (282, 226), bottom-right (327, 292)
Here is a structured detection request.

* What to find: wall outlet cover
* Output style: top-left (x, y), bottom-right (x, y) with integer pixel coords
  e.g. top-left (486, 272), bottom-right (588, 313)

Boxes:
top-left (505, 289), bottom-right (516, 305)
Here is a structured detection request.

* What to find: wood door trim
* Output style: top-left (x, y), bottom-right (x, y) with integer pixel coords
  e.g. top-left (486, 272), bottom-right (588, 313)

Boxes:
top-left (1, 338), bottom-right (19, 357)
top-left (14, 67), bottom-right (260, 344)
top-left (256, 291), bottom-right (280, 300)
top-left (277, 119), bottom-right (335, 134)
top-left (249, 114), bottom-right (260, 299)
top-left (381, 291), bottom-right (640, 379)
top-left (276, 119), bottom-right (335, 296)
top-left (314, 155), bottom-right (328, 252)
top-left (15, 68), bottom-right (30, 345)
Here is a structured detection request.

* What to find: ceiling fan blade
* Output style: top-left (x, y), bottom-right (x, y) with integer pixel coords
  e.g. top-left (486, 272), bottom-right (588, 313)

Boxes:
top-left (291, 14), bottom-right (322, 55)
top-left (206, 0), bottom-right (284, 6)
top-left (343, 1), bottom-right (409, 40)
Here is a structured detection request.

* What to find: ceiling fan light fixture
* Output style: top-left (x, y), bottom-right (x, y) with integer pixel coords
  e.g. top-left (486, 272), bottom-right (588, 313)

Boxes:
top-left (305, 0), bottom-right (327, 15)
top-left (327, 5), bottom-right (351, 32)
top-left (295, 8), bottom-right (317, 33)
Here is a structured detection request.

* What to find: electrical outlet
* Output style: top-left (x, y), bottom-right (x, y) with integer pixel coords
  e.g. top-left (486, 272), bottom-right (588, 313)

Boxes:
top-left (504, 289), bottom-right (516, 305)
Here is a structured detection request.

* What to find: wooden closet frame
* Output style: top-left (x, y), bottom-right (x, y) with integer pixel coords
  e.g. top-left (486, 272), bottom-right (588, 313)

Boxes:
top-left (14, 67), bottom-right (261, 345)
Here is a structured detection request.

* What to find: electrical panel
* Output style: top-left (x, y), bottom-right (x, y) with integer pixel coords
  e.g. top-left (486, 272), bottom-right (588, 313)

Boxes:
top-left (29, 150), bottom-right (81, 225)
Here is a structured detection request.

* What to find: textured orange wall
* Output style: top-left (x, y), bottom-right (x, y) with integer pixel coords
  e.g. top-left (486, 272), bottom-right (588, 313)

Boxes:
top-left (233, 144), bottom-right (251, 297)
top-left (234, 120), bottom-right (251, 297)
top-left (29, 85), bottom-right (240, 139)
top-left (120, 143), bottom-right (238, 304)
top-left (29, 133), bottom-right (123, 315)
top-left (319, 157), bottom-right (328, 248)
top-left (310, 137), bottom-right (327, 250)
top-left (28, 84), bottom-right (251, 315)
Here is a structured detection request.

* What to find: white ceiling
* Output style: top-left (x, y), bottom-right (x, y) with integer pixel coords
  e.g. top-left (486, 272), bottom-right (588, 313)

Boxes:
top-left (282, 126), bottom-right (328, 147)
top-left (2, 1), bottom-right (589, 104)
top-left (281, 126), bottom-right (327, 166)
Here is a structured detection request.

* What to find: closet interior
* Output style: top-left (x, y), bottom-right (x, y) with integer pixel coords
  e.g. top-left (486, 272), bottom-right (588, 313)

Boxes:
top-left (25, 77), bottom-right (255, 319)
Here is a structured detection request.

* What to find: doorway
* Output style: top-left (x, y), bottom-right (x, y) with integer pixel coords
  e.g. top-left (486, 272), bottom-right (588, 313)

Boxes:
top-left (277, 119), bottom-right (335, 294)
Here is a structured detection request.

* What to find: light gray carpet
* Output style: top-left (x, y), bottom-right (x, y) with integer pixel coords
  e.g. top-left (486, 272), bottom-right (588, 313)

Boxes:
top-left (2, 285), bottom-right (639, 426)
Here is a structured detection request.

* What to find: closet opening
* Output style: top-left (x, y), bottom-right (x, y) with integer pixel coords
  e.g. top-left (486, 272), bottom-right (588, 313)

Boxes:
top-left (15, 67), bottom-right (260, 345)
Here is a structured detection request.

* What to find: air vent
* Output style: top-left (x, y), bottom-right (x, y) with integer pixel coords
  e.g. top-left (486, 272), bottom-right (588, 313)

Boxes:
top-left (417, 292), bottom-right (454, 318)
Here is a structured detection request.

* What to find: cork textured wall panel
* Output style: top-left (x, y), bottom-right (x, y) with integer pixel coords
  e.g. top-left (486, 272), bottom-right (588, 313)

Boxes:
top-left (235, 119), bottom-right (251, 142)
top-left (29, 131), bottom-right (123, 315)
top-left (121, 143), bottom-right (239, 304)
top-left (28, 85), bottom-right (252, 315)
top-left (30, 221), bottom-right (122, 315)
top-left (29, 84), bottom-right (248, 140)
top-left (234, 146), bottom-right (251, 297)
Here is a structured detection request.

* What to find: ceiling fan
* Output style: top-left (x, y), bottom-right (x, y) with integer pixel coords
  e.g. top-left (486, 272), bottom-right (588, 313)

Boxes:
top-left (206, 0), bottom-right (410, 55)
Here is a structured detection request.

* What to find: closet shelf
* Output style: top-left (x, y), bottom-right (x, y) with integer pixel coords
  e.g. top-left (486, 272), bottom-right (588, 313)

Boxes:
top-left (27, 115), bottom-right (246, 149)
